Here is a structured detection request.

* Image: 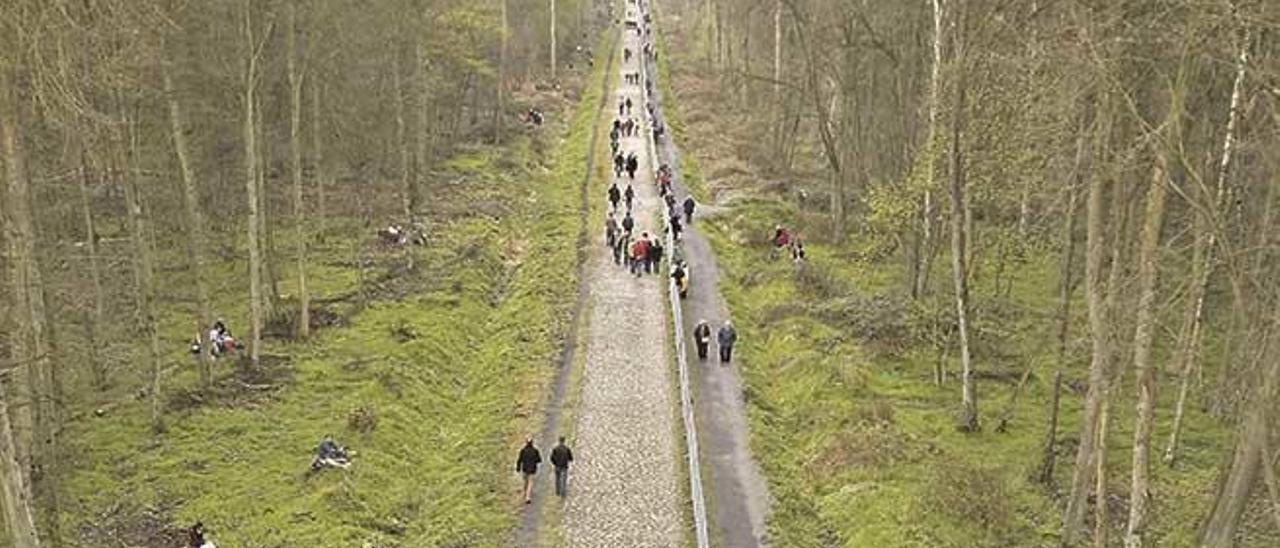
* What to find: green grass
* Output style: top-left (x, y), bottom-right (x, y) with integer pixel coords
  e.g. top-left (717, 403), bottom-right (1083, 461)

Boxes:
top-left (55, 30), bottom-right (613, 548)
top-left (651, 13), bottom-right (1272, 547)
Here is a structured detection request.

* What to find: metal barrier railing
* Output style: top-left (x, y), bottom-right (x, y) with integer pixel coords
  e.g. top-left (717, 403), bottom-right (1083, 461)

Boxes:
top-left (633, 3), bottom-right (711, 546)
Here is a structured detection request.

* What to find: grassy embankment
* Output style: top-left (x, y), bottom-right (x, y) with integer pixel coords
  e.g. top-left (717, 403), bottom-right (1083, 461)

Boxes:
top-left (653, 11), bottom-right (1271, 548)
top-left (55, 30), bottom-right (614, 547)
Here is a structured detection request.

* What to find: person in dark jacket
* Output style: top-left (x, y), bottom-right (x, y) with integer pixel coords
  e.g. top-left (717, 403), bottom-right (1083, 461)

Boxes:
top-left (608, 182), bottom-right (622, 211)
top-left (693, 320), bottom-right (712, 361)
top-left (549, 437), bottom-right (574, 497)
top-left (516, 437), bottom-right (542, 504)
top-left (717, 320), bottom-right (737, 363)
top-left (605, 212), bottom-right (619, 248)
top-left (614, 153), bottom-right (625, 177)
top-left (671, 261), bottom-right (688, 298)
top-left (682, 196), bottom-right (696, 224)
top-left (626, 154), bottom-right (638, 180)
top-left (624, 184), bottom-right (636, 211)
top-left (648, 239), bottom-right (664, 274)
top-left (615, 230), bottom-right (630, 266)
top-left (621, 212), bottom-right (635, 238)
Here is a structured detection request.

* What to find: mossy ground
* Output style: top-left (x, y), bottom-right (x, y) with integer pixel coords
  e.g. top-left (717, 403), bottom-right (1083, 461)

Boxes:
top-left (653, 9), bottom-right (1278, 548)
top-left (54, 30), bottom-right (615, 548)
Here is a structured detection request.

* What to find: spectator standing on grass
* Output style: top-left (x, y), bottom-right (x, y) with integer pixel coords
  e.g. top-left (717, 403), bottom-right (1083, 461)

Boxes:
top-left (693, 320), bottom-right (712, 361)
top-left (717, 320), bottom-right (737, 363)
top-left (550, 437), bottom-right (574, 497)
top-left (516, 437), bottom-right (542, 504)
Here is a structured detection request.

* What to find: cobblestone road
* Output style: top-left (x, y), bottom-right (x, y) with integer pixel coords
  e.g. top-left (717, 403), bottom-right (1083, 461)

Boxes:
top-left (561, 15), bottom-right (683, 548)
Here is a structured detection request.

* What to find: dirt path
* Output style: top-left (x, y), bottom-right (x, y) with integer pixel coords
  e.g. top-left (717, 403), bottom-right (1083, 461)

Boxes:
top-left (517, 23), bottom-right (620, 547)
top-left (559, 15), bottom-right (683, 548)
top-left (644, 5), bottom-right (773, 546)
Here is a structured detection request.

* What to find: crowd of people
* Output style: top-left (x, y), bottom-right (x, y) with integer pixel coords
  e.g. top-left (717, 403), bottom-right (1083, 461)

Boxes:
top-left (516, 0), bottom-right (753, 507)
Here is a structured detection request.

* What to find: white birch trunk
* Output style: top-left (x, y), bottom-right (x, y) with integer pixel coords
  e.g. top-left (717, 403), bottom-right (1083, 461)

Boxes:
top-left (287, 2), bottom-right (310, 339)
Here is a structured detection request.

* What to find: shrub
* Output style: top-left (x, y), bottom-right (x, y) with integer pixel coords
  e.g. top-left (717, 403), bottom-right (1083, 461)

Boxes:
top-left (926, 461), bottom-right (1014, 541)
top-left (347, 405), bottom-right (378, 434)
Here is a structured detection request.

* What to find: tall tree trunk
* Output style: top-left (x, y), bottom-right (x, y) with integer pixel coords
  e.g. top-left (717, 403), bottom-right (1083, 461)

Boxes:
top-left (255, 78), bottom-right (278, 319)
top-left (76, 148), bottom-right (109, 391)
top-left (1200, 344), bottom-right (1276, 546)
top-left (243, 0), bottom-right (264, 367)
top-left (550, 0), bottom-right (557, 80)
top-left (947, 0), bottom-right (977, 432)
top-left (1093, 398), bottom-right (1110, 548)
top-left (287, 2), bottom-right (310, 340)
top-left (1168, 19), bottom-right (1250, 457)
top-left (415, 35), bottom-right (430, 198)
top-left (773, 0), bottom-right (781, 101)
top-left (1123, 131), bottom-right (1172, 548)
top-left (915, 0), bottom-right (944, 300)
top-left (394, 50), bottom-right (412, 218)
top-left (162, 50), bottom-right (214, 389)
top-left (311, 77), bottom-right (326, 232)
top-left (497, 0), bottom-right (507, 143)
top-left (1062, 144), bottom-right (1114, 546)
top-left (121, 116), bottom-right (164, 433)
top-left (1037, 140), bottom-right (1083, 480)
top-left (786, 4), bottom-right (843, 243)
top-left (0, 64), bottom-right (43, 548)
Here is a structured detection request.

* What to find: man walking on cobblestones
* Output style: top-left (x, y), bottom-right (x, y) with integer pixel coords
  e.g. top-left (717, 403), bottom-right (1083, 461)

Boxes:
top-left (516, 437), bottom-right (542, 504)
top-left (550, 437), bottom-right (574, 497)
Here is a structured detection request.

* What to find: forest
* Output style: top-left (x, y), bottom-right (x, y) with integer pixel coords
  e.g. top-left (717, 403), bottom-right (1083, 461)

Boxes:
top-left (2, 0), bottom-right (1280, 547)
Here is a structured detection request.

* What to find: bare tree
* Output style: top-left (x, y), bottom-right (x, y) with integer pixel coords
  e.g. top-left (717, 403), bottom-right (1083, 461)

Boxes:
top-left (162, 42), bottom-right (215, 388)
top-left (287, 1), bottom-right (311, 339)
top-left (243, 0), bottom-right (266, 367)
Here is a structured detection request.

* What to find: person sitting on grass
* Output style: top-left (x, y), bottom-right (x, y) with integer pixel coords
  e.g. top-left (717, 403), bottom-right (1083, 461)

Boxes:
top-left (187, 522), bottom-right (217, 548)
top-left (192, 320), bottom-right (234, 359)
top-left (311, 435), bottom-right (353, 471)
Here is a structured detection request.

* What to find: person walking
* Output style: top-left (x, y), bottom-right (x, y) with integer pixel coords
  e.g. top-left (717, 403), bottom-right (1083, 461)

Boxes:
top-left (608, 182), bottom-right (622, 212)
top-left (682, 196), bottom-right (696, 224)
top-left (626, 153), bottom-right (638, 180)
top-left (648, 238), bottom-right (664, 274)
top-left (693, 320), bottom-right (712, 361)
top-left (624, 183), bottom-right (635, 212)
top-left (613, 229), bottom-right (630, 265)
top-left (605, 212), bottom-right (619, 248)
top-left (621, 211), bottom-right (635, 238)
top-left (550, 437), bottom-right (574, 497)
top-left (631, 233), bottom-right (650, 276)
top-left (516, 437), bottom-right (542, 504)
top-left (717, 320), bottom-right (737, 364)
top-left (613, 153), bottom-right (624, 177)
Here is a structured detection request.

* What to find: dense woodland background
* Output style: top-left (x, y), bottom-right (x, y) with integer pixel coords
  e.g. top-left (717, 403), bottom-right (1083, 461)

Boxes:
top-left (657, 0), bottom-right (1280, 546)
top-left (1, 0), bottom-right (612, 545)
top-left (6, 0), bottom-right (1280, 546)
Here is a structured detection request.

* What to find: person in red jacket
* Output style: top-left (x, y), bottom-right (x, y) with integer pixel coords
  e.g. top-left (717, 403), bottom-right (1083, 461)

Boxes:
top-left (630, 233), bottom-right (651, 277)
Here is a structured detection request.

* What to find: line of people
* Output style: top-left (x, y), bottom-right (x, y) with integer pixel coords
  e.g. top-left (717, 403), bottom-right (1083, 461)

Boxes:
top-left (517, 0), bottom-right (650, 507)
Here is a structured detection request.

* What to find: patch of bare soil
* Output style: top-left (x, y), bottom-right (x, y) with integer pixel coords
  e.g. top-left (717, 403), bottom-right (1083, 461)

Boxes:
top-left (166, 354), bottom-right (294, 413)
top-left (76, 501), bottom-right (189, 548)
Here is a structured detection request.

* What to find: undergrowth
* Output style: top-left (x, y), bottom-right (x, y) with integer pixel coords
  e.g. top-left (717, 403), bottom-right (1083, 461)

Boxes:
top-left (654, 9), bottom-right (1271, 548)
top-left (57, 29), bottom-right (612, 548)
